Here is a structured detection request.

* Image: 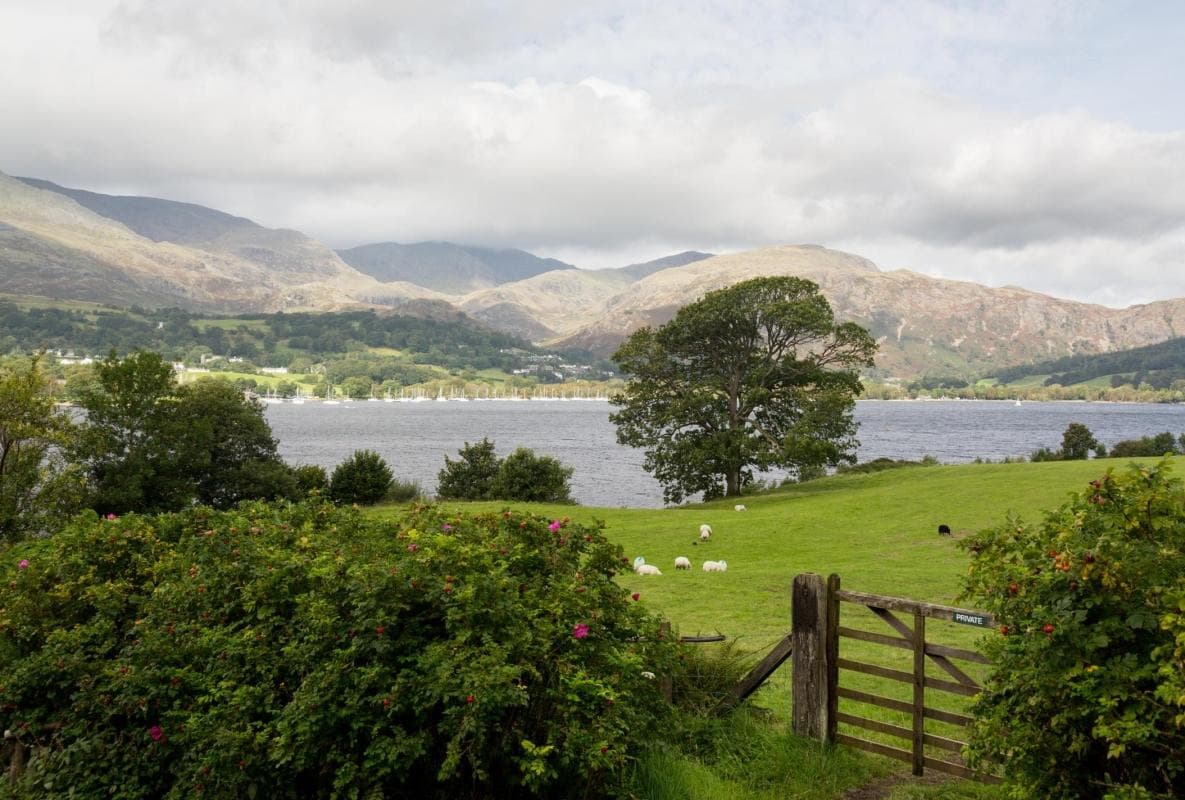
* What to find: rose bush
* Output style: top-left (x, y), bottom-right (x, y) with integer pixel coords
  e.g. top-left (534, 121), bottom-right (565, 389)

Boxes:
top-left (961, 460), bottom-right (1185, 799)
top-left (0, 501), bottom-right (677, 799)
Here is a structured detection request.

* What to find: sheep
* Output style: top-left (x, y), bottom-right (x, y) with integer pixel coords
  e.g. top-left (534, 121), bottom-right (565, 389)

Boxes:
top-left (674, 556), bottom-right (691, 570)
top-left (734, 504), bottom-right (746, 512)
top-left (938, 524), bottom-right (952, 536)
top-left (632, 556), bottom-right (646, 570)
top-left (635, 563), bottom-right (662, 576)
top-left (701, 560), bottom-right (728, 573)
top-left (699, 524), bottom-right (712, 541)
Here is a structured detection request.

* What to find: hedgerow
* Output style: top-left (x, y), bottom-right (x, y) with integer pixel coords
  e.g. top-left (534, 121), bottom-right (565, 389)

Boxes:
top-left (0, 501), bottom-right (676, 799)
top-left (961, 461), bottom-right (1185, 799)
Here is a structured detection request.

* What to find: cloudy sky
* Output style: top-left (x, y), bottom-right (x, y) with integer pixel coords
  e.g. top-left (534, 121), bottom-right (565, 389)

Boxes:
top-left (4, 0), bottom-right (1183, 306)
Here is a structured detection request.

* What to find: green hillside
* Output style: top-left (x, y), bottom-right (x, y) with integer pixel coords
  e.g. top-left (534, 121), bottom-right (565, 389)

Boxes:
top-left (413, 458), bottom-right (1162, 645)
top-left (990, 336), bottom-right (1185, 388)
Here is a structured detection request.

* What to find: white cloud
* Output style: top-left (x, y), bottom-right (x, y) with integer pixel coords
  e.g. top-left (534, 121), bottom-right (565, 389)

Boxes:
top-left (2, 0), bottom-right (1184, 305)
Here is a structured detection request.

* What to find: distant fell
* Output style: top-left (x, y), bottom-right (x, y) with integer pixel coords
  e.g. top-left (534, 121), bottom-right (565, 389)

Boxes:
top-left (15, 177), bottom-right (259, 245)
top-left (0, 172), bottom-right (410, 312)
top-left (616, 250), bottom-right (714, 279)
top-left (548, 244), bottom-right (1185, 379)
top-left (336, 241), bottom-right (575, 294)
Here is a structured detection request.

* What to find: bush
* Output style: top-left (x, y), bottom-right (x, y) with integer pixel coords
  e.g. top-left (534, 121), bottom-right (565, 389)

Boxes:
top-left (491, 447), bottom-right (575, 504)
top-left (436, 441), bottom-right (576, 503)
top-left (292, 464), bottom-right (328, 496)
top-left (1061, 422), bottom-right (1103, 460)
top-left (0, 501), bottom-right (677, 798)
top-left (960, 461), bottom-right (1185, 799)
top-left (436, 438), bottom-right (500, 500)
top-left (835, 457), bottom-right (932, 475)
top-left (1109, 431), bottom-right (1182, 459)
top-left (1029, 446), bottom-right (1062, 462)
top-left (384, 477), bottom-right (422, 503)
top-left (328, 449), bottom-right (393, 505)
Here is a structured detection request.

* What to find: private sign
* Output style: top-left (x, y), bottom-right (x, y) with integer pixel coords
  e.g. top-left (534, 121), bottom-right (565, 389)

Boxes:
top-left (953, 612), bottom-right (991, 628)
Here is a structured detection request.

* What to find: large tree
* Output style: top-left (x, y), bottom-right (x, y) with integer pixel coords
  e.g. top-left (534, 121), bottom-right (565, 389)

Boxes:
top-left (77, 351), bottom-right (297, 513)
top-left (77, 350), bottom-right (181, 513)
top-left (0, 356), bottom-right (84, 542)
top-left (610, 277), bottom-right (876, 504)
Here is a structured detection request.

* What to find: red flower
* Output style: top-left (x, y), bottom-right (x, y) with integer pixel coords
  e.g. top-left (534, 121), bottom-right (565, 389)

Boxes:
top-left (631, 593), bottom-right (640, 601)
top-left (466, 694), bottom-right (475, 703)
top-left (148, 725), bottom-right (164, 742)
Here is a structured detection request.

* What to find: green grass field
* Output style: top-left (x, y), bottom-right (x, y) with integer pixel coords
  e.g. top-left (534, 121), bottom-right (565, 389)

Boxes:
top-left (373, 455), bottom-right (1179, 798)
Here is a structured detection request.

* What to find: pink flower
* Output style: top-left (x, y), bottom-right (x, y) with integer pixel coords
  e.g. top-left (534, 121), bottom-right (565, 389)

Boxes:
top-left (406, 543), bottom-right (418, 552)
top-left (572, 623), bottom-right (590, 639)
top-left (105, 513), bottom-right (117, 521)
top-left (149, 725), bottom-right (164, 742)
top-left (548, 520), bottom-right (562, 533)
top-left (18, 559), bottom-right (29, 570)
top-left (441, 523), bottom-right (453, 532)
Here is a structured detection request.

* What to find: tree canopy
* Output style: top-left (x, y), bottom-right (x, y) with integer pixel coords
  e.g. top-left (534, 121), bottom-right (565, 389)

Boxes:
top-left (77, 351), bottom-right (297, 513)
top-left (610, 277), bottom-right (876, 504)
top-left (0, 357), bottom-right (84, 542)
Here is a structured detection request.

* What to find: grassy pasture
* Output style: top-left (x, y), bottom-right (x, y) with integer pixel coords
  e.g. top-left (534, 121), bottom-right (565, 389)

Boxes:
top-left (373, 455), bottom-right (1178, 798)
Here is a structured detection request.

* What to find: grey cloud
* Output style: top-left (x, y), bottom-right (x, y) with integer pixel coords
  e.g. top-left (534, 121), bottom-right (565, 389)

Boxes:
top-left (4, 1), bottom-right (1185, 307)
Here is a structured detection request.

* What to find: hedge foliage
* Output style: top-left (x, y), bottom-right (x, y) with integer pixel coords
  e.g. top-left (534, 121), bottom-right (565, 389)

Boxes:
top-left (0, 501), bottom-right (676, 799)
top-left (961, 461), bottom-right (1185, 799)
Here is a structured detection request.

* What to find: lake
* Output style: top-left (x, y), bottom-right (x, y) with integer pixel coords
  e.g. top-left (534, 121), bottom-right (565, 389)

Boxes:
top-left (264, 399), bottom-right (1185, 508)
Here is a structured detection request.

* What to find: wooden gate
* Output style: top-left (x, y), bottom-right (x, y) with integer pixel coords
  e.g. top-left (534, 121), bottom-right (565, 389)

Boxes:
top-left (789, 573), bottom-right (998, 783)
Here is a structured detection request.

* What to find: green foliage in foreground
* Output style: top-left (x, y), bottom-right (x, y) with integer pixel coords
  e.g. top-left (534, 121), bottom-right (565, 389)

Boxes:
top-left (0, 501), bottom-right (676, 799)
top-left (962, 461), bottom-right (1185, 799)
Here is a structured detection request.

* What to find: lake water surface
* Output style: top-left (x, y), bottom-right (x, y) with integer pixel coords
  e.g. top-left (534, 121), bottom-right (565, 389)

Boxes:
top-left (265, 399), bottom-right (1185, 508)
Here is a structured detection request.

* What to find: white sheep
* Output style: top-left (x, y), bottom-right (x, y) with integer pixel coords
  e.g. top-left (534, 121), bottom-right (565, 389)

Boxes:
top-left (632, 556), bottom-right (646, 570)
top-left (635, 563), bottom-right (662, 576)
top-left (674, 556), bottom-right (691, 570)
top-left (734, 504), bottom-right (746, 512)
top-left (702, 560), bottom-right (728, 573)
top-left (699, 524), bottom-right (712, 541)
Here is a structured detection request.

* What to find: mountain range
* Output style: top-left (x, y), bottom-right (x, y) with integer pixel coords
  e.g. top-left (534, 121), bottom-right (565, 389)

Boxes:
top-left (3, 171), bottom-right (1184, 379)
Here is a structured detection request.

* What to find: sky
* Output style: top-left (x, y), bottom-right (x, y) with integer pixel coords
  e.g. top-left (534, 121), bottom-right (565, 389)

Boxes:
top-left (3, 0), bottom-right (1184, 307)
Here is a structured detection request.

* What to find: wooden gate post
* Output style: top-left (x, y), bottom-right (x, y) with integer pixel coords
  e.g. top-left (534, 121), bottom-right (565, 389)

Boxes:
top-left (791, 572), bottom-right (839, 742)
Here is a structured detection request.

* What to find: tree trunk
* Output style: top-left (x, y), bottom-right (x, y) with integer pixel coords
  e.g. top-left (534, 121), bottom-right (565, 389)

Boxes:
top-left (725, 469), bottom-right (740, 496)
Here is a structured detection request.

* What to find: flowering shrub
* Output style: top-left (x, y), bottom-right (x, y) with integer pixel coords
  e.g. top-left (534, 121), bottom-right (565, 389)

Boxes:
top-left (961, 461), bottom-right (1185, 799)
top-left (0, 501), bottom-right (676, 798)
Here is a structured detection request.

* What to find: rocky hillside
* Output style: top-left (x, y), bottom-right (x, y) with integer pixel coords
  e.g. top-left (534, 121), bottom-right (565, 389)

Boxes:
top-left (548, 245), bottom-right (1185, 378)
top-left (0, 173), bottom-right (438, 312)
top-left (6, 172), bottom-right (1185, 379)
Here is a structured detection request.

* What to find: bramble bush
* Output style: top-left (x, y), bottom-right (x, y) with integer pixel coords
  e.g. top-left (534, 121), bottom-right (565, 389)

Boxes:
top-left (0, 501), bottom-right (677, 798)
top-left (960, 461), bottom-right (1185, 799)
